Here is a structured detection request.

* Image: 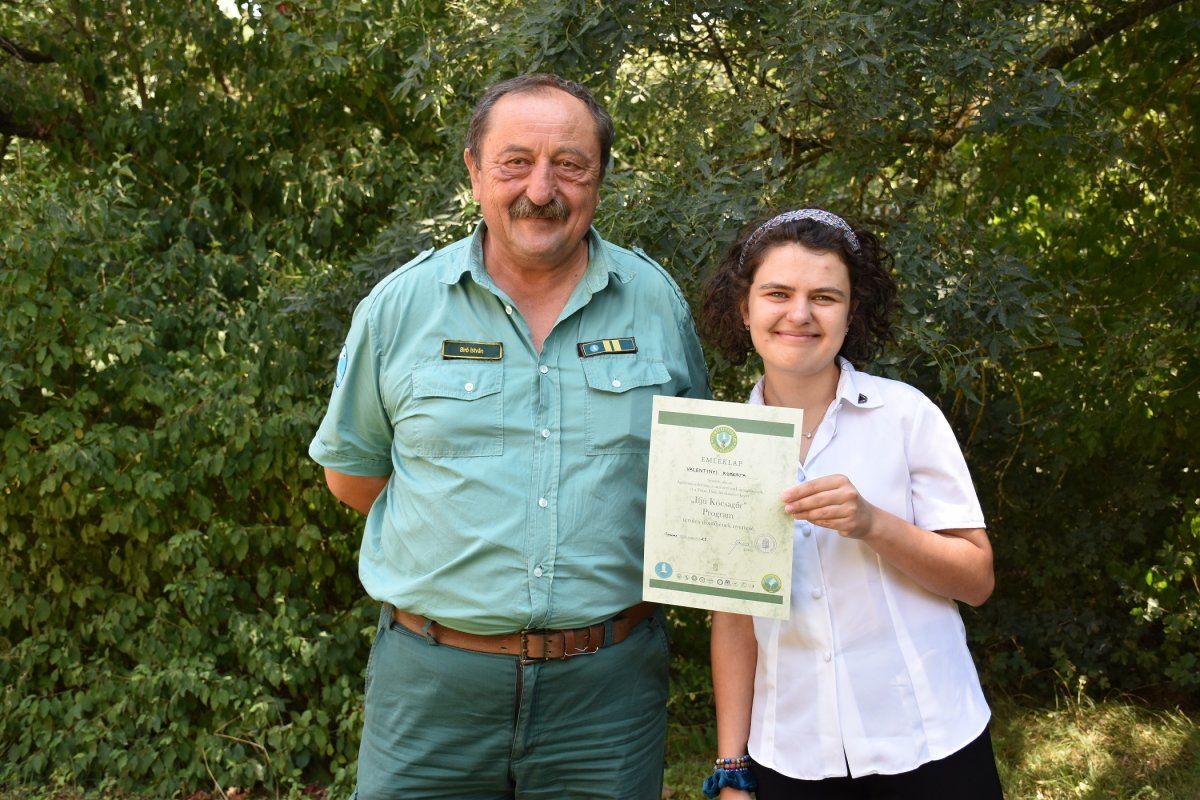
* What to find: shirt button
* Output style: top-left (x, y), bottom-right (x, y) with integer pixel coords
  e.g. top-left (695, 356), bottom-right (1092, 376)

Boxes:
top-left (538, 498), bottom-right (548, 508)
top-left (505, 305), bottom-right (513, 315)
top-left (811, 588), bottom-right (823, 600)
top-left (540, 429), bottom-right (550, 439)
top-left (799, 522), bottom-right (812, 537)
top-left (824, 652), bottom-right (833, 662)
top-left (539, 365), bottom-right (549, 374)
top-left (611, 379), bottom-right (621, 388)
top-left (533, 566), bottom-right (543, 578)
top-left (464, 382), bottom-right (475, 392)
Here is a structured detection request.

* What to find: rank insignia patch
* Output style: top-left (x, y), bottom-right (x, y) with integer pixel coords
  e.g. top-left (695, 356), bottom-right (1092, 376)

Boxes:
top-left (577, 337), bottom-right (638, 358)
top-left (442, 340), bottom-right (504, 361)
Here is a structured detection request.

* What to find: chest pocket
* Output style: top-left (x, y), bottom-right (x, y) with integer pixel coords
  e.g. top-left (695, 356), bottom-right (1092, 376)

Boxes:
top-left (582, 357), bottom-right (671, 455)
top-left (410, 362), bottom-right (503, 457)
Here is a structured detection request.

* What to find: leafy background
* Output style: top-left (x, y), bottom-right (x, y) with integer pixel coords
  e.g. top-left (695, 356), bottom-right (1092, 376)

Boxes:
top-left (1, 0), bottom-right (1196, 796)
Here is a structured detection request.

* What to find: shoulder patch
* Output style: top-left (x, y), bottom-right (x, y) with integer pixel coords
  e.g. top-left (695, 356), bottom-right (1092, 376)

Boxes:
top-left (334, 344), bottom-right (349, 388)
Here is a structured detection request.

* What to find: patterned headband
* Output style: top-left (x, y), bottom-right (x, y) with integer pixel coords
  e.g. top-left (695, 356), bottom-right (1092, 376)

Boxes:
top-left (737, 208), bottom-right (860, 272)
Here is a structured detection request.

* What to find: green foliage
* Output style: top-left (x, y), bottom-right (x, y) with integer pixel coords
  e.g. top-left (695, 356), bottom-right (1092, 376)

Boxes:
top-left (1, 0), bottom-right (1197, 795)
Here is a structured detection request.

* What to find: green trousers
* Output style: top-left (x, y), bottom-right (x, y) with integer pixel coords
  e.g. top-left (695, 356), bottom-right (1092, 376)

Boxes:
top-left (352, 605), bottom-right (670, 800)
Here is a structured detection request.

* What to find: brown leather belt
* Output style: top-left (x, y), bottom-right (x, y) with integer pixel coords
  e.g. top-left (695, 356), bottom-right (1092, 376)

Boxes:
top-left (392, 602), bottom-right (657, 664)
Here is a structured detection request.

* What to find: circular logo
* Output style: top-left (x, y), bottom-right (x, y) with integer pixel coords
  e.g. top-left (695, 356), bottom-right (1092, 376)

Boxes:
top-left (755, 534), bottom-right (778, 553)
top-left (709, 425), bottom-right (738, 453)
top-left (761, 574), bottom-right (782, 593)
top-left (654, 561), bottom-right (673, 579)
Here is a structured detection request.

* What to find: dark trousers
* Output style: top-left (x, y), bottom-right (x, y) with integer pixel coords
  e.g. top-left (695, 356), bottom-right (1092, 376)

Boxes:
top-left (752, 727), bottom-right (1003, 799)
top-left (353, 605), bottom-right (670, 800)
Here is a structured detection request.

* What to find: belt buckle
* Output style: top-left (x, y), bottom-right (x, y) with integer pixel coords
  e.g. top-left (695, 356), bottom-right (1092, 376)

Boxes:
top-left (519, 629), bottom-right (548, 665)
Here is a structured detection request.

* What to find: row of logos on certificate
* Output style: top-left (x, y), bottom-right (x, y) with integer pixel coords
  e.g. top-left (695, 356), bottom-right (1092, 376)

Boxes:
top-left (654, 562), bottom-right (783, 593)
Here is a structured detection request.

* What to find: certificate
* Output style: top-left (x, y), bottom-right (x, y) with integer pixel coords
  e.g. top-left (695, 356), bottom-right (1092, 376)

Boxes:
top-left (642, 395), bottom-right (803, 619)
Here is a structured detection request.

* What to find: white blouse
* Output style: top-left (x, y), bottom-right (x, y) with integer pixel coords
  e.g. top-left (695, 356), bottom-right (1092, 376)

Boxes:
top-left (746, 359), bottom-right (990, 779)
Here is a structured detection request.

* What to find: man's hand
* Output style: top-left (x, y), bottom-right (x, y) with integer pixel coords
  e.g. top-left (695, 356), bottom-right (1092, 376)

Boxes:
top-left (781, 474), bottom-right (877, 540)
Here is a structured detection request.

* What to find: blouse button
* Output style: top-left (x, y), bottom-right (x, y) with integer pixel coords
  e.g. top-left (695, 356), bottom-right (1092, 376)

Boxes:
top-left (539, 365), bottom-right (549, 374)
top-left (611, 379), bottom-right (622, 388)
top-left (538, 498), bottom-right (548, 508)
top-left (533, 566), bottom-right (543, 578)
top-left (464, 382), bottom-right (475, 392)
top-left (811, 588), bottom-right (823, 600)
top-left (824, 652), bottom-right (833, 662)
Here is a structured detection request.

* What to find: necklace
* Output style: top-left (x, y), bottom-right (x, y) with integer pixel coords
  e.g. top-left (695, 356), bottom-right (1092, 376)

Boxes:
top-left (762, 379), bottom-right (832, 441)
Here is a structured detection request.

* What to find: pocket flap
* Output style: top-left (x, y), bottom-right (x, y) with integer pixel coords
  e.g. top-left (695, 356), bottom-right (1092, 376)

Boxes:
top-left (581, 357), bottom-right (670, 394)
top-left (412, 362), bottom-right (503, 400)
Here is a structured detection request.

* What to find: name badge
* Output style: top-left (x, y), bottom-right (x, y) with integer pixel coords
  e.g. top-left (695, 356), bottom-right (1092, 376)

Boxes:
top-left (442, 340), bottom-right (503, 361)
top-left (577, 337), bottom-right (638, 357)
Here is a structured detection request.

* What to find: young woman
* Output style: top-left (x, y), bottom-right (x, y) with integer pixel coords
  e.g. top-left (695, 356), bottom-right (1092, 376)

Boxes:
top-left (697, 209), bottom-right (1003, 799)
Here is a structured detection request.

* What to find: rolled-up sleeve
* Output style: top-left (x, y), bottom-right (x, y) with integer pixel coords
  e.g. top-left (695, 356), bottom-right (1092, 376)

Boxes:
top-left (906, 397), bottom-right (986, 532)
top-left (308, 296), bottom-right (394, 476)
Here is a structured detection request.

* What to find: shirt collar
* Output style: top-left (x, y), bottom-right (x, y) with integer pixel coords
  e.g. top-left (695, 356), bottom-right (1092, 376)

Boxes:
top-left (835, 357), bottom-right (885, 409)
top-left (437, 222), bottom-right (634, 289)
top-left (746, 358), bottom-right (885, 409)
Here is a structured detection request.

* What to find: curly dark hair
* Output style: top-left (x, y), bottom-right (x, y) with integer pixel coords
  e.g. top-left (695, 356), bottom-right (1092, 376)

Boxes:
top-left (698, 212), bottom-right (898, 367)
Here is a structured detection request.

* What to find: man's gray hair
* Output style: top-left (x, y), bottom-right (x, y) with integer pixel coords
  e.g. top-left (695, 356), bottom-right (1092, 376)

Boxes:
top-left (465, 73), bottom-right (615, 179)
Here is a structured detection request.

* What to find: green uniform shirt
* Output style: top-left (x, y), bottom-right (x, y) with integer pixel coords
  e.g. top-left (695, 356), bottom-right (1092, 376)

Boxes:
top-left (310, 224), bottom-right (711, 634)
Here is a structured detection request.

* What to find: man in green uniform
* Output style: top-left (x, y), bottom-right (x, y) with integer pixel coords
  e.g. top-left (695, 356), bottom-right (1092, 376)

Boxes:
top-left (309, 73), bottom-right (710, 799)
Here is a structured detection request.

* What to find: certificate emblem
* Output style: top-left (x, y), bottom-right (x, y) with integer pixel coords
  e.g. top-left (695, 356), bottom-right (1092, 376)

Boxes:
top-left (709, 425), bottom-right (738, 453)
top-left (755, 534), bottom-right (778, 553)
top-left (654, 561), bottom-right (673, 578)
top-left (761, 574), bottom-right (782, 593)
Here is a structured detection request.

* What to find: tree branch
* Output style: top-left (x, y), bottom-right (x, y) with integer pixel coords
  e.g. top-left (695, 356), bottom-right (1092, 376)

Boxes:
top-left (699, 16), bottom-right (738, 90)
top-left (0, 34), bottom-right (55, 63)
top-left (779, 131), bottom-right (834, 156)
top-left (0, 102), bottom-right (82, 142)
top-left (0, 107), bottom-right (53, 140)
top-left (908, 0), bottom-right (1184, 195)
top-left (1039, 0), bottom-right (1186, 70)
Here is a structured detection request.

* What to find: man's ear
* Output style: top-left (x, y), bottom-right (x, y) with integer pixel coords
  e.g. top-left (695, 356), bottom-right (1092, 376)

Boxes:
top-left (464, 148), bottom-right (481, 201)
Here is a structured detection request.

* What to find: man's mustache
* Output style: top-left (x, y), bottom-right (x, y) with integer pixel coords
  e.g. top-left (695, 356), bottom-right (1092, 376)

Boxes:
top-left (509, 196), bottom-right (569, 221)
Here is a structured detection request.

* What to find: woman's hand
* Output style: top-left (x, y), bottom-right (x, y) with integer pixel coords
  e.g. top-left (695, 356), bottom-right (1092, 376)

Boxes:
top-left (782, 474), bottom-right (877, 540)
top-left (783, 474), bottom-right (995, 605)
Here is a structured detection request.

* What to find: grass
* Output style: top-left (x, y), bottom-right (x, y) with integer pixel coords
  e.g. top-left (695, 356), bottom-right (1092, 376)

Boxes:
top-left (663, 694), bottom-right (1200, 800)
top-left (5, 695), bottom-right (1198, 800)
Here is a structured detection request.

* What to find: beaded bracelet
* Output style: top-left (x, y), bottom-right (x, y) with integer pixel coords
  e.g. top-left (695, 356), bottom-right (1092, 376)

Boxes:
top-left (701, 755), bottom-right (756, 798)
